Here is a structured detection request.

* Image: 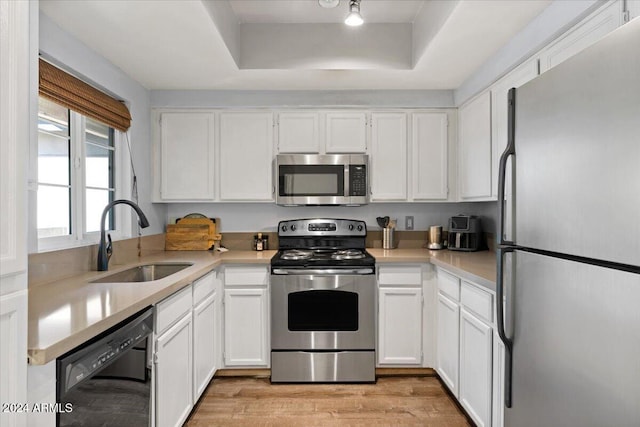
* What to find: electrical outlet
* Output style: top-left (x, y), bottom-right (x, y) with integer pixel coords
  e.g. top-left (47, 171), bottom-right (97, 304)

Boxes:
top-left (405, 216), bottom-right (414, 230)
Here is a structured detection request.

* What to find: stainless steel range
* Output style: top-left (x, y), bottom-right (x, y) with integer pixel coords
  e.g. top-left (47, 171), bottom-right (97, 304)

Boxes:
top-left (270, 218), bottom-right (376, 383)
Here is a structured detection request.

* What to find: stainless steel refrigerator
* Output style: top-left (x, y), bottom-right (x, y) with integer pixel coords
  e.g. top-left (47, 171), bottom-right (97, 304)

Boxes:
top-left (496, 17), bottom-right (640, 427)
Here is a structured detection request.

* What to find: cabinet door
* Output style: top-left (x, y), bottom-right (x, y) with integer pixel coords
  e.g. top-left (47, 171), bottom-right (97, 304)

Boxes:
top-left (459, 308), bottom-right (493, 427)
top-left (459, 91), bottom-right (492, 200)
top-left (370, 113), bottom-right (407, 201)
top-left (412, 112), bottom-right (449, 200)
top-left (193, 292), bottom-right (217, 401)
top-left (436, 292), bottom-right (460, 396)
top-left (539, 1), bottom-right (622, 73)
top-left (155, 313), bottom-right (193, 427)
top-left (325, 112), bottom-right (367, 153)
top-left (378, 287), bottom-right (422, 365)
top-left (224, 288), bottom-right (269, 366)
top-left (159, 112), bottom-right (215, 200)
top-left (492, 331), bottom-right (505, 427)
top-left (277, 112), bottom-right (320, 153)
top-left (490, 59), bottom-right (538, 200)
top-left (219, 112), bottom-right (274, 201)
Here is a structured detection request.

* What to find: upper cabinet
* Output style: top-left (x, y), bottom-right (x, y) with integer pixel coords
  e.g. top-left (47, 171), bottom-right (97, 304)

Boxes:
top-left (539, 1), bottom-right (623, 73)
top-left (370, 113), bottom-right (407, 201)
top-left (458, 91), bottom-right (492, 201)
top-left (412, 112), bottom-right (450, 201)
top-left (370, 110), bottom-right (454, 203)
top-left (276, 112), bottom-right (320, 153)
top-left (219, 112), bottom-right (274, 201)
top-left (325, 111), bottom-right (367, 153)
top-left (490, 59), bottom-right (539, 198)
top-left (158, 112), bottom-right (216, 201)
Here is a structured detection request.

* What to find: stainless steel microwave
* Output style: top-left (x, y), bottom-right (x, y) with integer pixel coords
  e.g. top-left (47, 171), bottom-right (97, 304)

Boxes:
top-left (275, 154), bottom-right (369, 206)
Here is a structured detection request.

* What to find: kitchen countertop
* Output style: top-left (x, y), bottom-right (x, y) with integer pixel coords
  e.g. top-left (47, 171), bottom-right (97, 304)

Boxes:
top-left (28, 248), bottom-right (495, 365)
top-left (368, 248), bottom-right (496, 290)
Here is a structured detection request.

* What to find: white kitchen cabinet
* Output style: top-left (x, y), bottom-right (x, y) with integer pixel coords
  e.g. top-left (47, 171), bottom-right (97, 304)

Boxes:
top-left (436, 292), bottom-right (460, 395)
top-left (157, 112), bottom-right (216, 201)
top-left (539, 1), bottom-right (622, 73)
top-left (277, 111), bottom-right (320, 153)
top-left (192, 271), bottom-right (219, 401)
top-left (492, 331), bottom-right (506, 427)
top-left (411, 112), bottom-right (449, 200)
top-left (219, 112), bottom-right (274, 201)
top-left (0, 2), bottom-right (29, 425)
top-left (459, 307), bottom-right (493, 427)
top-left (370, 113), bottom-right (407, 201)
top-left (155, 312), bottom-right (193, 427)
top-left (378, 286), bottom-right (423, 365)
top-left (223, 266), bottom-right (270, 367)
top-left (490, 59), bottom-right (538, 200)
top-left (325, 111), bottom-right (367, 153)
top-left (377, 267), bottom-right (423, 366)
top-left (458, 91), bottom-right (492, 201)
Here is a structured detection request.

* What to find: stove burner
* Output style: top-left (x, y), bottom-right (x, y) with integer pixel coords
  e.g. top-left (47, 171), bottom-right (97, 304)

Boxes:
top-left (331, 249), bottom-right (365, 260)
top-left (280, 249), bottom-right (313, 260)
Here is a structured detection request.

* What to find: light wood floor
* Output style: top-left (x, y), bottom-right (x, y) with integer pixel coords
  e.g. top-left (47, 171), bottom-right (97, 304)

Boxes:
top-left (186, 376), bottom-right (471, 426)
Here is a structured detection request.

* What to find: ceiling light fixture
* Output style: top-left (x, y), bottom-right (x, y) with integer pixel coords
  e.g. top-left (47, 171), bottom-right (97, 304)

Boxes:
top-left (345, 0), bottom-right (364, 26)
top-left (318, 0), bottom-right (340, 8)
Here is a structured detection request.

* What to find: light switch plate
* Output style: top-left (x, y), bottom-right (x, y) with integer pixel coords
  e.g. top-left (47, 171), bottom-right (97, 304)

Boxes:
top-left (405, 216), bottom-right (414, 230)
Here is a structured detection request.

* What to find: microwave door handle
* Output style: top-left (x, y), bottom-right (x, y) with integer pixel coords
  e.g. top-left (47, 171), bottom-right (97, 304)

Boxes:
top-left (344, 164), bottom-right (350, 197)
top-left (284, 174), bottom-right (292, 195)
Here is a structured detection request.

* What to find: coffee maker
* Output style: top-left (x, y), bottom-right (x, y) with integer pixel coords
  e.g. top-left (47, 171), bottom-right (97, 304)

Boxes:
top-left (448, 215), bottom-right (483, 251)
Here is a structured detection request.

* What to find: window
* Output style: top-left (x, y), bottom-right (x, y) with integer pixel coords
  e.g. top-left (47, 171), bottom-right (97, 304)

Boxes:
top-left (37, 96), bottom-right (117, 245)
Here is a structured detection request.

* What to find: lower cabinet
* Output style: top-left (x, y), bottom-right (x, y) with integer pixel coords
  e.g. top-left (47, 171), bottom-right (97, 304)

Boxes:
top-left (192, 270), bottom-right (222, 401)
top-left (436, 292), bottom-right (460, 394)
top-left (223, 266), bottom-right (270, 367)
top-left (154, 268), bottom-right (222, 427)
top-left (155, 312), bottom-right (193, 427)
top-left (459, 307), bottom-right (493, 427)
top-left (436, 268), bottom-right (494, 427)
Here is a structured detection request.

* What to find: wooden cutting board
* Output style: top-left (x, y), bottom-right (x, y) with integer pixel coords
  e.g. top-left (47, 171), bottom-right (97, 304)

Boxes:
top-left (165, 224), bottom-right (211, 250)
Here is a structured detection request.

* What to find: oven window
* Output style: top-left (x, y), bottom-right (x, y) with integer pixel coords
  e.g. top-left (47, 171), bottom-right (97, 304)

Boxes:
top-left (288, 290), bottom-right (358, 331)
top-left (279, 165), bottom-right (344, 196)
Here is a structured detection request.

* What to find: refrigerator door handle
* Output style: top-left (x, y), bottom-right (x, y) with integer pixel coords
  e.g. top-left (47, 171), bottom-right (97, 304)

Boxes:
top-left (497, 246), bottom-right (514, 408)
top-left (498, 88), bottom-right (517, 246)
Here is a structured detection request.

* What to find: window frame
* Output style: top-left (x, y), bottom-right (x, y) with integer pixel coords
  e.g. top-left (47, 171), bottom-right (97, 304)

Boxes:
top-left (35, 100), bottom-right (132, 252)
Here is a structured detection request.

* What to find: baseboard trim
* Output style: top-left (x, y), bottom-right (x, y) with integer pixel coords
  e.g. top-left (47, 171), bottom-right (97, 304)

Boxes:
top-left (214, 367), bottom-right (436, 379)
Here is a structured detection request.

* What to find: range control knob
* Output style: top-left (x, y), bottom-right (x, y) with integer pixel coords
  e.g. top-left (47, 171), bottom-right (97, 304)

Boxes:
top-left (291, 224), bottom-right (296, 231)
top-left (357, 225), bottom-right (363, 232)
top-left (281, 225), bottom-right (287, 232)
top-left (348, 224), bottom-right (354, 231)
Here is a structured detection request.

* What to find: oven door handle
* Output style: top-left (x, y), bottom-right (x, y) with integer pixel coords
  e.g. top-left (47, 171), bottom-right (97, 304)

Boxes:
top-left (272, 268), bottom-right (374, 275)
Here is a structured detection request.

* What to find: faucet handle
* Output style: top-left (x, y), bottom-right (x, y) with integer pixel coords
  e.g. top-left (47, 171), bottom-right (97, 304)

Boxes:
top-left (106, 234), bottom-right (113, 261)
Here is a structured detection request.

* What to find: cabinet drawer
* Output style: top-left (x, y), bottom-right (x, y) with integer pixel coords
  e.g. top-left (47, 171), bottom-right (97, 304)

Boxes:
top-left (156, 285), bottom-right (192, 335)
top-left (224, 266), bottom-right (269, 286)
top-left (378, 266), bottom-right (422, 286)
top-left (461, 281), bottom-right (493, 323)
top-left (438, 269), bottom-right (460, 301)
top-left (193, 270), bottom-right (216, 304)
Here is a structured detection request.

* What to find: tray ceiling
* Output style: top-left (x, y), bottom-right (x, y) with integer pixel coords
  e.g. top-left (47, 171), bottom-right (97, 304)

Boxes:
top-left (40, 0), bottom-right (552, 90)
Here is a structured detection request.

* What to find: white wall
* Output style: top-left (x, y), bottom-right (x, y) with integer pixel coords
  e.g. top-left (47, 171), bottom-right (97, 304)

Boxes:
top-left (167, 202), bottom-right (497, 234)
top-left (37, 13), bottom-right (166, 240)
top-left (455, 0), bottom-right (602, 105)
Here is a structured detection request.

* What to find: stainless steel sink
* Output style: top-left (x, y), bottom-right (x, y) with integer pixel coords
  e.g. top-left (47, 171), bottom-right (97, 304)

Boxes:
top-left (91, 263), bottom-right (193, 283)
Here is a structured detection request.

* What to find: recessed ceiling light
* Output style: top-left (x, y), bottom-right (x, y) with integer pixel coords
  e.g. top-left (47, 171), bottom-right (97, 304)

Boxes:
top-left (345, 0), bottom-right (364, 26)
top-left (318, 0), bottom-right (340, 9)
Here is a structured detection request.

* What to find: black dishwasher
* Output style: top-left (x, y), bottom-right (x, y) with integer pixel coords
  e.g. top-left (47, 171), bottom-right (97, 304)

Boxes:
top-left (56, 307), bottom-right (153, 426)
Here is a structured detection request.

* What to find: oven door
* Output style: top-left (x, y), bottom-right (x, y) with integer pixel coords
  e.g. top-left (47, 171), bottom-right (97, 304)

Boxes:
top-left (271, 272), bottom-right (375, 350)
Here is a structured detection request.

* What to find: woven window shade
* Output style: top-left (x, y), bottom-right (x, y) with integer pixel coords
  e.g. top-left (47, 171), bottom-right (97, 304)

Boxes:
top-left (39, 59), bottom-right (131, 132)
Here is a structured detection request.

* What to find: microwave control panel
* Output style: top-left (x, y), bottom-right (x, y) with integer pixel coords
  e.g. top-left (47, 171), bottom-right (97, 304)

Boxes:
top-left (349, 165), bottom-right (367, 196)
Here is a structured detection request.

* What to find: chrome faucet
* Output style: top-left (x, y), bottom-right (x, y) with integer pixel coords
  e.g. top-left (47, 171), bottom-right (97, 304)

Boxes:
top-left (97, 199), bottom-right (150, 271)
